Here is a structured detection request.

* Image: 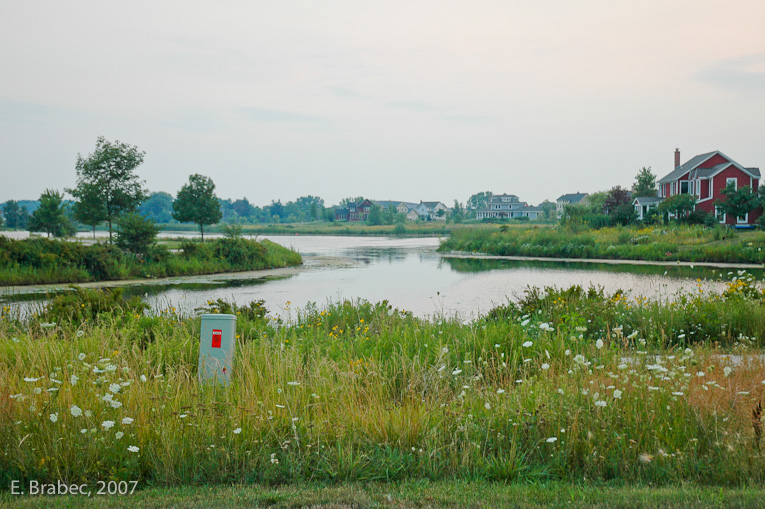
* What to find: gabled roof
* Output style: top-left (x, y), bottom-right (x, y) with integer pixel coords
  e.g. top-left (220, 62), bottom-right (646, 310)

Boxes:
top-left (557, 193), bottom-right (587, 203)
top-left (632, 196), bottom-right (663, 205)
top-left (658, 150), bottom-right (760, 184)
top-left (419, 201), bottom-right (446, 208)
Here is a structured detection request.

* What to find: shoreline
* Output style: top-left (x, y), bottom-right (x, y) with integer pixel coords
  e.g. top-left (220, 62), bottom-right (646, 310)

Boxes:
top-left (0, 256), bottom-right (354, 296)
top-left (440, 251), bottom-right (765, 269)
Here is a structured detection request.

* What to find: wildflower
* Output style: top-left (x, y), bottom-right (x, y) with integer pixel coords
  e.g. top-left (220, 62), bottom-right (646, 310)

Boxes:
top-left (671, 391), bottom-right (684, 396)
top-left (102, 420), bottom-right (115, 430)
top-left (497, 389), bottom-right (505, 394)
top-left (70, 405), bottom-right (83, 417)
top-left (115, 432), bottom-right (124, 440)
top-left (270, 453), bottom-right (279, 464)
top-left (50, 413), bottom-right (58, 423)
top-left (521, 319), bottom-right (530, 326)
top-left (128, 446), bottom-right (140, 453)
top-left (522, 341), bottom-right (533, 348)
top-left (484, 402), bottom-right (491, 410)
top-left (122, 417), bottom-right (134, 425)
top-left (639, 453), bottom-right (653, 464)
top-left (573, 354), bottom-right (585, 364)
top-left (441, 347), bottom-right (449, 354)
top-left (70, 375), bottom-right (78, 386)
top-left (78, 353), bottom-right (86, 361)
top-left (77, 330), bottom-right (84, 338)
top-left (565, 349), bottom-right (571, 356)
top-left (575, 326), bottom-right (587, 332)
top-left (541, 363), bottom-right (550, 370)
top-left (102, 394), bottom-right (113, 403)
top-left (287, 381), bottom-right (300, 386)
top-left (234, 428), bottom-right (242, 434)
top-left (723, 366), bottom-right (732, 377)
top-left (34, 387), bottom-right (42, 395)
top-left (595, 339), bottom-right (604, 350)
top-left (275, 405), bottom-right (285, 409)
top-left (179, 414), bottom-right (188, 418)
top-left (81, 429), bottom-right (87, 434)
top-left (109, 384), bottom-right (121, 394)
top-left (23, 377), bottom-right (41, 383)
top-left (613, 389), bottom-right (623, 399)
top-left (452, 369), bottom-right (462, 375)
top-left (595, 400), bottom-right (607, 407)
top-left (140, 375), bottom-right (147, 383)
top-left (546, 437), bottom-right (558, 443)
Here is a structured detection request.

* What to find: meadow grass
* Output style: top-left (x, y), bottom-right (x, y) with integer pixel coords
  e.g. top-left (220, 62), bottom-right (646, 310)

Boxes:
top-left (439, 224), bottom-right (765, 264)
top-left (1, 277), bottom-right (764, 493)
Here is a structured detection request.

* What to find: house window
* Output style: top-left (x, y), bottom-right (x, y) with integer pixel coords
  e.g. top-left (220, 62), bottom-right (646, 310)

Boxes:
top-left (738, 213), bottom-right (749, 224)
top-left (726, 178), bottom-right (737, 191)
top-left (715, 206), bottom-right (726, 224)
top-left (680, 181), bottom-right (689, 194)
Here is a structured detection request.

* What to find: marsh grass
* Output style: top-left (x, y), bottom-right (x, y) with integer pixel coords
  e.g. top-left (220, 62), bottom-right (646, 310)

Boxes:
top-left (440, 224), bottom-right (765, 264)
top-left (0, 237), bottom-right (302, 286)
top-left (1, 279), bottom-right (765, 490)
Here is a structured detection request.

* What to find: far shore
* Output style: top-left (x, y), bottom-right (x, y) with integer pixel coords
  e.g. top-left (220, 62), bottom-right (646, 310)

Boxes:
top-left (440, 251), bottom-right (765, 269)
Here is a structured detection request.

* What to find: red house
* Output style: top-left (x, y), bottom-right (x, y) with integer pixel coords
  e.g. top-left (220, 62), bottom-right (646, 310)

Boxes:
top-left (657, 149), bottom-right (761, 225)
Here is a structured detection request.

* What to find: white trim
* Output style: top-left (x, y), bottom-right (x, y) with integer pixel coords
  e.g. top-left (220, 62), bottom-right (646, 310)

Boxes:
top-left (737, 213), bottom-right (749, 224)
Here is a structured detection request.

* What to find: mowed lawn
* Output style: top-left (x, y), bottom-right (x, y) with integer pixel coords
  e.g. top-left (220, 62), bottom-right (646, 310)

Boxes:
top-left (3, 481), bottom-right (765, 508)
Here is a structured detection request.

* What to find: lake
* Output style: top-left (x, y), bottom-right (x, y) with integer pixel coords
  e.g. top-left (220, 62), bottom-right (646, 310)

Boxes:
top-left (1, 234), bottom-right (752, 319)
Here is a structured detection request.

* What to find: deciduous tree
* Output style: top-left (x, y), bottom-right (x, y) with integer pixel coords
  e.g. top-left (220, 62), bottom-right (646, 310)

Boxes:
top-left (719, 184), bottom-right (758, 222)
top-left (172, 174), bottom-right (222, 241)
top-left (69, 137), bottom-right (147, 243)
top-left (28, 189), bottom-right (75, 238)
top-left (632, 167), bottom-right (657, 197)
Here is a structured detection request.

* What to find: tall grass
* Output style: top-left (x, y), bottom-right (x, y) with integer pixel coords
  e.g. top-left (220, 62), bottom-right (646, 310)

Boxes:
top-left (1, 278), bottom-right (764, 489)
top-left (439, 224), bottom-right (765, 264)
top-left (0, 237), bottom-right (302, 286)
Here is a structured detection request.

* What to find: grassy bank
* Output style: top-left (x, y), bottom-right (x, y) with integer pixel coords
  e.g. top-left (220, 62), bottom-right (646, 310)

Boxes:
top-left (1, 275), bottom-right (765, 491)
top-left (181, 221), bottom-right (457, 237)
top-left (0, 237), bottom-right (302, 286)
top-left (439, 225), bottom-right (765, 264)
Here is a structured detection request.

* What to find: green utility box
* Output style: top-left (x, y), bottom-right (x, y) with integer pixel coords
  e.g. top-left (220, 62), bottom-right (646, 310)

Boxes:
top-left (198, 314), bottom-right (237, 384)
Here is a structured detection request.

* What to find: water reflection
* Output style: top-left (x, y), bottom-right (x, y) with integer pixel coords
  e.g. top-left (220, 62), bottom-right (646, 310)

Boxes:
top-left (0, 235), bottom-right (754, 319)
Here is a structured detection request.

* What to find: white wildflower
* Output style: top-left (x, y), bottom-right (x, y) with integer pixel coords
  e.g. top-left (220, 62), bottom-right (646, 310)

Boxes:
top-left (140, 375), bottom-right (147, 383)
top-left (128, 446), bottom-right (139, 453)
top-left (115, 432), bottom-right (124, 440)
top-left (595, 339), bottom-right (604, 349)
top-left (50, 413), bottom-right (58, 423)
top-left (522, 341), bottom-right (533, 348)
top-left (723, 366), bottom-right (732, 377)
top-left (546, 437), bottom-right (558, 443)
top-left (234, 428), bottom-right (242, 434)
top-left (122, 417), bottom-right (134, 425)
top-left (70, 405), bottom-right (83, 417)
top-left (109, 383), bottom-right (121, 394)
top-left (541, 363), bottom-right (550, 370)
top-left (102, 420), bottom-right (115, 430)
top-left (613, 389), bottom-right (623, 399)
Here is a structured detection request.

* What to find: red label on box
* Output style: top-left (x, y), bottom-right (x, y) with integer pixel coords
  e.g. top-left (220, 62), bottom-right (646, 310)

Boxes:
top-left (212, 329), bottom-right (222, 348)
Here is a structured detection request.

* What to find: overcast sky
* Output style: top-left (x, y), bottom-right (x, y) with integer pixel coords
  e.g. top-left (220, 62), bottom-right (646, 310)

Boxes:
top-left (1, 0), bottom-right (764, 207)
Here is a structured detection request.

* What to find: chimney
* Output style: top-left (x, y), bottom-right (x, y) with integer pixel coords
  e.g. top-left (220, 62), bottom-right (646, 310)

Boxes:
top-left (674, 148), bottom-right (680, 169)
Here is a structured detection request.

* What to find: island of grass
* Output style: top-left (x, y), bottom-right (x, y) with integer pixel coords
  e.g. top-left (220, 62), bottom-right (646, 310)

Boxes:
top-left (1, 277), bottom-right (764, 493)
top-left (0, 236), bottom-right (302, 286)
top-left (439, 224), bottom-right (765, 265)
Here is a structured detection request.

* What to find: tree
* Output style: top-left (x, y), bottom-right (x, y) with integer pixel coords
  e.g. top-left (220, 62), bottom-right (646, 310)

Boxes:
top-left (172, 174), bottom-right (222, 241)
top-left (72, 182), bottom-right (107, 238)
top-left (539, 200), bottom-right (556, 221)
top-left (115, 213), bottom-right (160, 256)
top-left (69, 137), bottom-right (147, 243)
top-left (467, 191), bottom-right (492, 216)
top-left (139, 192), bottom-right (174, 223)
top-left (718, 184), bottom-right (758, 222)
top-left (632, 167), bottom-right (657, 197)
top-left (602, 186), bottom-right (632, 214)
top-left (659, 194), bottom-right (696, 221)
top-left (28, 189), bottom-right (75, 237)
top-left (3, 201), bottom-right (21, 228)
top-left (366, 204), bottom-right (384, 225)
top-left (449, 200), bottom-right (466, 223)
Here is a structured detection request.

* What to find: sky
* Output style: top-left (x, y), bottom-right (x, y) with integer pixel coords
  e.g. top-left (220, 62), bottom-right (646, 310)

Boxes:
top-left (1, 0), bottom-right (764, 208)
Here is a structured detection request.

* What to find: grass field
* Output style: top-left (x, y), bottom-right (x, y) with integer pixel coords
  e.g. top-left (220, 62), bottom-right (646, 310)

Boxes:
top-left (3, 481), bottom-right (765, 508)
top-left (2, 269), bottom-right (765, 497)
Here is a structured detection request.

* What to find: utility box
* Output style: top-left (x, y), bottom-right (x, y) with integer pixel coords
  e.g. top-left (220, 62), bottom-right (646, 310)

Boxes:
top-left (198, 314), bottom-right (237, 384)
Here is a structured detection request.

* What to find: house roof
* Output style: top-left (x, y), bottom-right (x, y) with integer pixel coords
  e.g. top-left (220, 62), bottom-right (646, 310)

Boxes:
top-left (556, 193), bottom-right (587, 203)
top-left (658, 150), bottom-right (760, 184)
top-left (658, 151), bottom-right (716, 184)
top-left (420, 201), bottom-right (445, 208)
top-left (633, 197), bottom-right (663, 205)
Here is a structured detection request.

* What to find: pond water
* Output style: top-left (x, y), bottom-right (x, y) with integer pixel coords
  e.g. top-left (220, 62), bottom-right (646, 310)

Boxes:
top-left (2, 235), bottom-right (757, 319)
